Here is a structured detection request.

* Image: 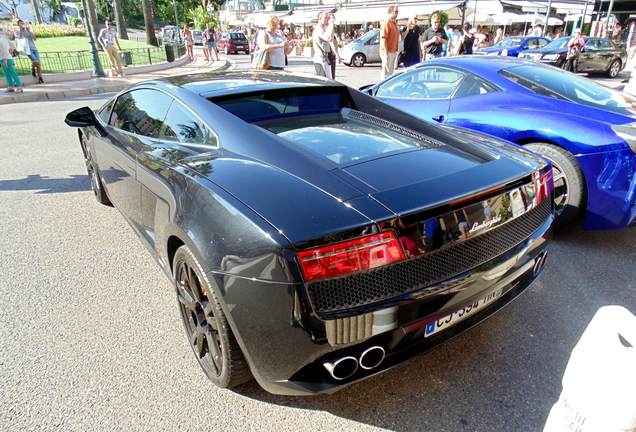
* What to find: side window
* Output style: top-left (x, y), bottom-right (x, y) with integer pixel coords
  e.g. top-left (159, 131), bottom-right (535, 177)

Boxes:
top-left (110, 89), bottom-right (173, 138)
top-left (538, 39), bottom-right (548, 48)
top-left (367, 33), bottom-right (380, 45)
top-left (526, 39), bottom-right (538, 49)
top-left (159, 102), bottom-right (218, 146)
top-left (454, 75), bottom-right (497, 98)
top-left (97, 100), bottom-right (114, 124)
top-left (598, 40), bottom-right (612, 49)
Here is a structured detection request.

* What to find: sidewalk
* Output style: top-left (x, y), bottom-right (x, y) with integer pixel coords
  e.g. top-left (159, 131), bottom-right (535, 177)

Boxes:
top-left (0, 54), bottom-right (232, 105)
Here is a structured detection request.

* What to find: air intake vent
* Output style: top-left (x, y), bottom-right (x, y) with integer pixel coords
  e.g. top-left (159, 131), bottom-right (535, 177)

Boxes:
top-left (342, 108), bottom-right (441, 149)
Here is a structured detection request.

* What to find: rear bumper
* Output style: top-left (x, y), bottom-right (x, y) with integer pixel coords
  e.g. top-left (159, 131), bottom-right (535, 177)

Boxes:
top-left (220, 211), bottom-right (553, 395)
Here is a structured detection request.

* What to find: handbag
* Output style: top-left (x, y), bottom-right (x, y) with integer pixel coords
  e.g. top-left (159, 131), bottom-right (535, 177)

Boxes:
top-left (327, 50), bottom-right (336, 66)
top-left (567, 44), bottom-right (580, 60)
top-left (252, 49), bottom-right (270, 70)
top-left (16, 37), bottom-right (30, 56)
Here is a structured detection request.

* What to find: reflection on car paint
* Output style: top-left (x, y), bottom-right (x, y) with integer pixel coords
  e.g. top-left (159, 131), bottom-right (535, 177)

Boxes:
top-left (396, 169), bottom-right (553, 259)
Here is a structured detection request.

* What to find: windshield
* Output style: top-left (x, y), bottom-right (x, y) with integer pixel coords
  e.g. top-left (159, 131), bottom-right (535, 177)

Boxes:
top-left (494, 37), bottom-right (524, 47)
top-left (544, 37), bottom-right (570, 49)
top-left (357, 30), bottom-right (379, 43)
top-left (500, 65), bottom-right (636, 116)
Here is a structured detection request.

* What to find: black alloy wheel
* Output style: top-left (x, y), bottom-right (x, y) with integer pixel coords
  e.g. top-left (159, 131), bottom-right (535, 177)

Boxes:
top-left (82, 135), bottom-right (111, 206)
top-left (173, 245), bottom-right (251, 388)
top-left (607, 59), bottom-right (621, 78)
top-left (525, 143), bottom-right (587, 230)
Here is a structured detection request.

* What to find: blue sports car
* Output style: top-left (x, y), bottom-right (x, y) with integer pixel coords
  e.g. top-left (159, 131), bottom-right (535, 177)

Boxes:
top-left (474, 36), bottom-right (550, 57)
top-left (363, 56), bottom-right (636, 230)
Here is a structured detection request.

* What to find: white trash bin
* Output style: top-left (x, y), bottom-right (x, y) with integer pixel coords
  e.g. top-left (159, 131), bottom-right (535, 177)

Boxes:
top-left (544, 305), bottom-right (636, 432)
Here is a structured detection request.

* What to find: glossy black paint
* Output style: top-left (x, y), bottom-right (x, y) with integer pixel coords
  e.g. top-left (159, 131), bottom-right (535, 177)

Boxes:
top-left (66, 71), bottom-right (553, 395)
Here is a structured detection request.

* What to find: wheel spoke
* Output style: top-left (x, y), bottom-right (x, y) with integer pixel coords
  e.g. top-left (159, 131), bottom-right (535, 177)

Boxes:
top-left (207, 329), bottom-right (223, 374)
top-left (553, 172), bottom-right (565, 183)
top-left (187, 265), bottom-right (204, 303)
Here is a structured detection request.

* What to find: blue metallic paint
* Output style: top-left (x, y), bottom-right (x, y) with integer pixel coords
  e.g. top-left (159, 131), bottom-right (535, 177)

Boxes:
top-left (371, 56), bottom-right (636, 229)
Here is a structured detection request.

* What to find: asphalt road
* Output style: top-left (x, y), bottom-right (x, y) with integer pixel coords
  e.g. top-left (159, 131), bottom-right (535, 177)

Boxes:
top-left (1, 54), bottom-right (635, 432)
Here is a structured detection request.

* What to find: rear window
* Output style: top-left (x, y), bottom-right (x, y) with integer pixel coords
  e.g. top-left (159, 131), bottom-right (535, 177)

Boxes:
top-left (500, 65), bottom-right (636, 115)
top-left (209, 88), bottom-right (352, 123)
top-left (230, 33), bottom-right (247, 40)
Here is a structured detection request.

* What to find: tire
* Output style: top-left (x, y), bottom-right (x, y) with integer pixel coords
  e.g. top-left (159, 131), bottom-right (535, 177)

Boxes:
top-left (351, 53), bottom-right (366, 67)
top-left (525, 143), bottom-right (587, 230)
top-left (81, 134), bottom-right (112, 206)
top-left (173, 245), bottom-right (251, 388)
top-left (607, 59), bottom-right (621, 78)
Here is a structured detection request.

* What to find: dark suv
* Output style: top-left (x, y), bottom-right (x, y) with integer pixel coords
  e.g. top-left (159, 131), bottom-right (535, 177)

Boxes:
top-left (217, 32), bottom-right (250, 55)
top-left (520, 36), bottom-right (627, 77)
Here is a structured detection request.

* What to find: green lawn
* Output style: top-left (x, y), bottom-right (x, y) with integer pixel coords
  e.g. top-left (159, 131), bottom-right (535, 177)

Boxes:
top-left (35, 36), bottom-right (153, 52)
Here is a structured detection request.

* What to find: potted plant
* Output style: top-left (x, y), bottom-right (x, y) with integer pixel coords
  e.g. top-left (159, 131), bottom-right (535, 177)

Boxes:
top-left (304, 39), bottom-right (314, 57)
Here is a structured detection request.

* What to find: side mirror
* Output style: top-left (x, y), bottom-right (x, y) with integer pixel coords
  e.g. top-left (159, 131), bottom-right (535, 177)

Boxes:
top-left (65, 106), bottom-right (97, 128)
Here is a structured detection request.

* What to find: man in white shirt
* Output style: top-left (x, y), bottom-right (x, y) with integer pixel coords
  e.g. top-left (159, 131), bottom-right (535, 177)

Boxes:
top-left (313, 12), bottom-right (335, 79)
top-left (98, 20), bottom-right (125, 77)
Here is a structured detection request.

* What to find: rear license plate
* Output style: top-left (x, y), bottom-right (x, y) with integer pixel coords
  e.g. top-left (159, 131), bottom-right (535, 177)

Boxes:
top-left (425, 288), bottom-right (502, 338)
top-left (236, 45), bottom-right (244, 48)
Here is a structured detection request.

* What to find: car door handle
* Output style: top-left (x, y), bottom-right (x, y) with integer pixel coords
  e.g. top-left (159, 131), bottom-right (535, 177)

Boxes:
top-left (432, 116), bottom-right (444, 123)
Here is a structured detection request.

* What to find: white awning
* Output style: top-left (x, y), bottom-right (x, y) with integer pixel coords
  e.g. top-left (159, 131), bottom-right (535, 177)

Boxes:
top-left (500, 1), bottom-right (587, 14)
top-left (335, 1), bottom-right (465, 24)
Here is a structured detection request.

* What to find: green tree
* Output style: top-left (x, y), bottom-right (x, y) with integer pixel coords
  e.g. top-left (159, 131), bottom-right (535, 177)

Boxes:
top-left (429, 10), bottom-right (449, 28)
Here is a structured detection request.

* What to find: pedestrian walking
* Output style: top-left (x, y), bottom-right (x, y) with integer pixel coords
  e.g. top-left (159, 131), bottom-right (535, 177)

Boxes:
top-left (183, 25), bottom-right (194, 60)
top-left (98, 20), bottom-right (125, 77)
top-left (15, 20), bottom-right (43, 83)
top-left (453, 22), bottom-right (475, 55)
top-left (380, 5), bottom-right (401, 80)
top-left (205, 23), bottom-right (219, 61)
top-left (0, 26), bottom-right (23, 92)
top-left (401, 14), bottom-right (421, 67)
top-left (565, 28), bottom-right (585, 73)
top-left (422, 13), bottom-right (447, 60)
top-left (313, 11), bottom-right (335, 79)
top-left (256, 15), bottom-right (293, 71)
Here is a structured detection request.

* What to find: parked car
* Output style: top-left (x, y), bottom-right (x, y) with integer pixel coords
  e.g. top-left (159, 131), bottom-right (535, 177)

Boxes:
top-left (474, 36), bottom-right (550, 57)
top-left (65, 71), bottom-right (553, 396)
top-left (160, 25), bottom-right (179, 41)
top-left (192, 30), bottom-right (203, 45)
top-left (217, 31), bottom-right (250, 54)
top-left (362, 56), bottom-right (636, 230)
top-left (341, 29), bottom-right (404, 67)
top-left (520, 36), bottom-right (627, 78)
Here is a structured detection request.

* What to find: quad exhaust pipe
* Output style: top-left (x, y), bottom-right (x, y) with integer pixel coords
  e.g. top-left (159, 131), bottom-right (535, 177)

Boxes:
top-left (323, 356), bottom-right (358, 380)
top-left (359, 346), bottom-right (386, 370)
top-left (323, 346), bottom-right (386, 380)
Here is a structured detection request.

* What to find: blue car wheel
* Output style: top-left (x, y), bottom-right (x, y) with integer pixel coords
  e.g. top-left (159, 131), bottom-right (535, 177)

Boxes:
top-left (525, 143), bottom-right (587, 230)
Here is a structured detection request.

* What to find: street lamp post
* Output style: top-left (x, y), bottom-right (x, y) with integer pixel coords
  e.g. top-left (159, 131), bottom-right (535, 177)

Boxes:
top-left (173, 0), bottom-right (181, 43)
top-left (80, 0), bottom-right (105, 77)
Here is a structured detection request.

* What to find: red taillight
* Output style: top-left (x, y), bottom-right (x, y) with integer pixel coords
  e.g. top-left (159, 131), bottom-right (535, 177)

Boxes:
top-left (535, 169), bottom-right (554, 204)
top-left (297, 232), bottom-right (406, 282)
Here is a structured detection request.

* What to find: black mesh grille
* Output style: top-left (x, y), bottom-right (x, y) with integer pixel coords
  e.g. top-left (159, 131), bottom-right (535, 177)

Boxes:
top-left (306, 199), bottom-right (552, 314)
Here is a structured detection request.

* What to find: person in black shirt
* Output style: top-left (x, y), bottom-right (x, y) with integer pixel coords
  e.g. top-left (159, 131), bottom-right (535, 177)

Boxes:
top-left (401, 14), bottom-right (421, 67)
top-left (421, 13), bottom-right (447, 60)
top-left (453, 22), bottom-right (474, 55)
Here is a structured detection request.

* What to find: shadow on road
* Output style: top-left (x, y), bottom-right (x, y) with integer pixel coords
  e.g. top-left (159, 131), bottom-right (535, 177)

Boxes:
top-left (0, 174), bottom-right (90, 194)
